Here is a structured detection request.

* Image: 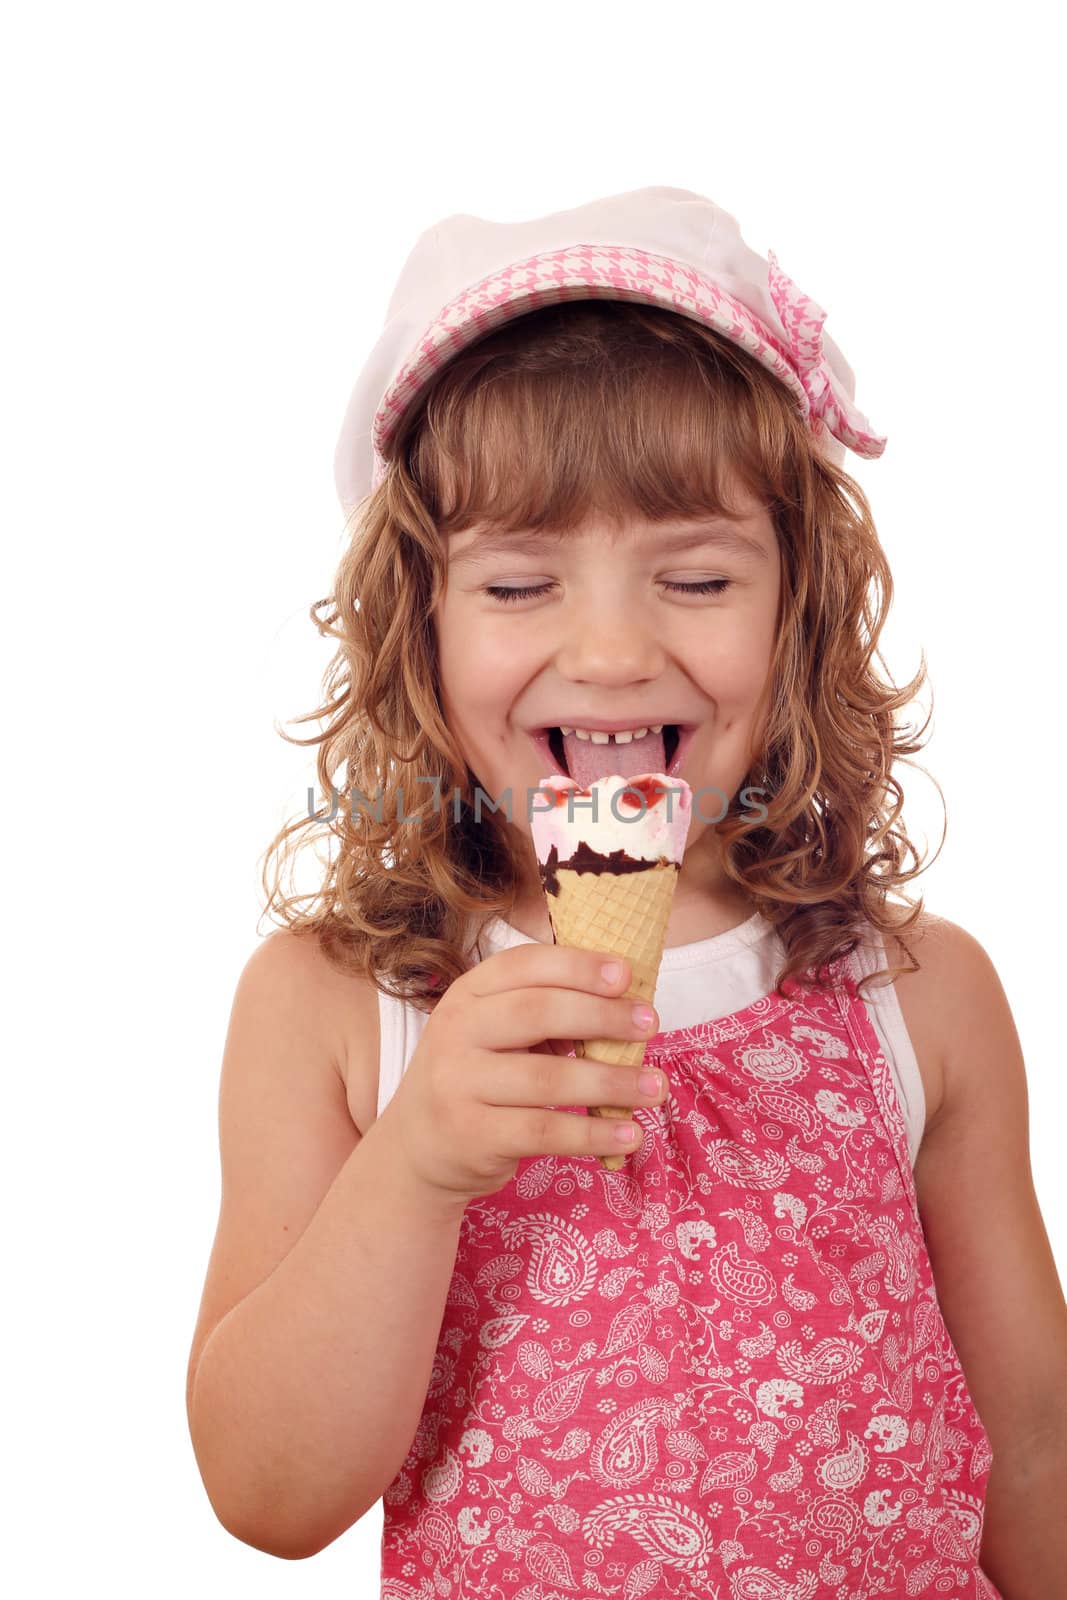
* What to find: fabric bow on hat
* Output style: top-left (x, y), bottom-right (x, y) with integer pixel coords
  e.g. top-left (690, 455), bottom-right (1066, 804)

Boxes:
top-left (766, 250), bottom-right (886, 461)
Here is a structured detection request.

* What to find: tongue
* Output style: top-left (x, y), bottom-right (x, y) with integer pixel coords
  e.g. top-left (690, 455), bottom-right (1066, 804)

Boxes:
top-left (562, 728), bottom-right (667, 789)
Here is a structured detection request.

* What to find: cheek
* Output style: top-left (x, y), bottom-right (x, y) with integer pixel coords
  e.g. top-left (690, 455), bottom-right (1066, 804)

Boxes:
top-left (693, 629), bottom-right (774, 706)
top-left (435, 605), bottom-right (526, 727)
top-left (703, 582), bottom-right (778, 683)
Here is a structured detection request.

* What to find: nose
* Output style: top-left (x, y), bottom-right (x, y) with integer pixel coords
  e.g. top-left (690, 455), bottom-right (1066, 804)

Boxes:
top-left (553, 596), bottom-right (666, 686)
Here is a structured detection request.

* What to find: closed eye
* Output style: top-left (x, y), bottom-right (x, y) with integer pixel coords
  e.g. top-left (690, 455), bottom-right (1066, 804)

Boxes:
top-left (484, 578), bottom-right (733, 604)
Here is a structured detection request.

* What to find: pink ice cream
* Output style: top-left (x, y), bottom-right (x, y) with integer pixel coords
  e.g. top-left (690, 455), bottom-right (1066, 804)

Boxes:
top-left (530, 773), bottom-right (692, 874)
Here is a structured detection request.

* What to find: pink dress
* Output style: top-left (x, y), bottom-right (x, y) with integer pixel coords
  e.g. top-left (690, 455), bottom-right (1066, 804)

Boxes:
top-left (379, 950), bottom-right (1000, 1599)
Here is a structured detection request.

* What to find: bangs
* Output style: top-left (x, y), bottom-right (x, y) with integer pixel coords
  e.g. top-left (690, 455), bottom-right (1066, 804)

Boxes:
top-left (395, 299), bottom-right (806, 540)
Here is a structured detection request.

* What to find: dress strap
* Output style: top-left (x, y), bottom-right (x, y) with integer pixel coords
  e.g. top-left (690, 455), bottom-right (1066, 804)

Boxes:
top-left (825, 949), bottom-right (922, 1225)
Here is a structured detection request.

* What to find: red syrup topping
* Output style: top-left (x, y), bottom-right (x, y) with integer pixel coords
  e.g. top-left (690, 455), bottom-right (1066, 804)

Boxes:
top-left (546, 775), bottom-right (673, 810)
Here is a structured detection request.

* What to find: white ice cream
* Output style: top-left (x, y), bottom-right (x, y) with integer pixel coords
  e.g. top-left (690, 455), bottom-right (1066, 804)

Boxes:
top-left (530, 773), bottom-right (692, 867)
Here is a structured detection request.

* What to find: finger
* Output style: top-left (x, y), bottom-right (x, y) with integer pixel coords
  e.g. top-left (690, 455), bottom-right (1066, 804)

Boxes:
top-left (489, 1101), bottom-right (648, 1163)
top-left (473, 986), bottom-right (658, 1055)
top-left (475, 1049), bottom-right (668, 1114)
top-left (464, 943), bottom-right (633, 1003)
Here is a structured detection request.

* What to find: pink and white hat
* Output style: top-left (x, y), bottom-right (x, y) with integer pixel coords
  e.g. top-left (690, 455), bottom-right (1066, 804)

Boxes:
top-left (333, 185), bottom-right (887, 519)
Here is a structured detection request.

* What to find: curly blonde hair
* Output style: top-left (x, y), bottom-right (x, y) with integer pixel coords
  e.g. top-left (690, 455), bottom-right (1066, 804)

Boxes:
top-left (259, 300), bottom-right (941, 1012)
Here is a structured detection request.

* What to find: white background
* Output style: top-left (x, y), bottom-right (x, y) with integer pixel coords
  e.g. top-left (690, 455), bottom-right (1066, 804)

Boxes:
top-left (4, 0), bottom-right (1063, 1592)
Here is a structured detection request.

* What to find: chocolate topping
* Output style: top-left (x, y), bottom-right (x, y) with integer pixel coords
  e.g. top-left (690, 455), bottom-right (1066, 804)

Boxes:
top-left (538, 840), bottom-right (681, 897)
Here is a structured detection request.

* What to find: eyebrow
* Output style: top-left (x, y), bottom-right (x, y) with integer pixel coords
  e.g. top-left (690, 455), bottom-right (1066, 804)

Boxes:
top-left (448, 522), bottom-right (770, 566)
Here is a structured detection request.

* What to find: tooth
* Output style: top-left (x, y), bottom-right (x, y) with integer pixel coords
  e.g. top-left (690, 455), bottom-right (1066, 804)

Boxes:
top-left (562, 725), bottom-right (668, 741)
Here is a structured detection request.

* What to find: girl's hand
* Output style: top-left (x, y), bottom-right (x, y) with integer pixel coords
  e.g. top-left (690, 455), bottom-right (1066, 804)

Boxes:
top-left (378, 943), bottom-right (666, 1207)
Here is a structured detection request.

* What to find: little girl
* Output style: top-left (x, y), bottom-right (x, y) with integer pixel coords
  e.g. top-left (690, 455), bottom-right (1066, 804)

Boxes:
top-left (187, 188), bottom-right (1067, 1597)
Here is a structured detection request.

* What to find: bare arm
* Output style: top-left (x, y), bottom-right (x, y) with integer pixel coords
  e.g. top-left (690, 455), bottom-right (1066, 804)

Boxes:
top-left (189, 1108), bottom-right (467, 1559)
top-left (186, 931), bottom-right (660, 1560)
top-left (184, 930), bottom-right (469, 1560)
top-left (911, 918), bottom-right (1067, 1593)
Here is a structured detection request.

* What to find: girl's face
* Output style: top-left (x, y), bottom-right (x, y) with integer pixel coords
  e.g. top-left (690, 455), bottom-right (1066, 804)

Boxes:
top-left (433, 479), bottom-right (782, 910)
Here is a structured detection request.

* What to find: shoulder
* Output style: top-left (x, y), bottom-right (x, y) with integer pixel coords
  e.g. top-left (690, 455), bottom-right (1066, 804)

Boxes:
top-left (872, 909), bottom-right (1014, 1135)
top-left (248, 929), bottom-right (380, 1115)
top-left (244, 925), bottom-right (350, 1021)
top-left (852, 907), bottom-right (1016, 1136)
top-left (883, 915), bottom-right (1011, 1126)
top-left (900, 912), bottom-right (1021, 1127)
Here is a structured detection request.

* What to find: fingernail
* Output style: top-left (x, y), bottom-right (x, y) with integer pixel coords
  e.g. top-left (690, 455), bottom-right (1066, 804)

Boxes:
top-left (632, 1004), bottom-right (656, 1031)
top-left (601, 961), bottom-right (623, 984)
top-left (639, 1070), bottom-right (663, 1096)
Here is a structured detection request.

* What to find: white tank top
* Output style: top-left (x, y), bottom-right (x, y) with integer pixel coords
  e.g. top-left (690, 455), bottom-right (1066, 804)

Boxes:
top-left (375, 911), bottom-right (927, 1167)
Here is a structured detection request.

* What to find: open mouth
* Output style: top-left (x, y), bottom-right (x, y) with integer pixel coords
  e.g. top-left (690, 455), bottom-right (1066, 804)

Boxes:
top-left (530, 724), bottom-right (693, 782)
top-left (548, 724), bottom-right (681, 772)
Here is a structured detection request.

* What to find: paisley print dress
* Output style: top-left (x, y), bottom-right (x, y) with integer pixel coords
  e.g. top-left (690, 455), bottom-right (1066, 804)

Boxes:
top-left (378, 952), bottom-right (1000, 1599)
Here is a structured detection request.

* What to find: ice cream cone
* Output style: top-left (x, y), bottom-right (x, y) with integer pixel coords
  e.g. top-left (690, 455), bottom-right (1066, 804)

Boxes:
top-left (530, 774), bottom-right (692, 1170)
top-left (545, 858), bottom-right (680, 1167)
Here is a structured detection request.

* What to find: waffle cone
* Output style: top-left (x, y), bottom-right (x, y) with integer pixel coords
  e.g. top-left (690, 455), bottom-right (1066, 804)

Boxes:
top-left (543, 860), bottom-right (680, 1170)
